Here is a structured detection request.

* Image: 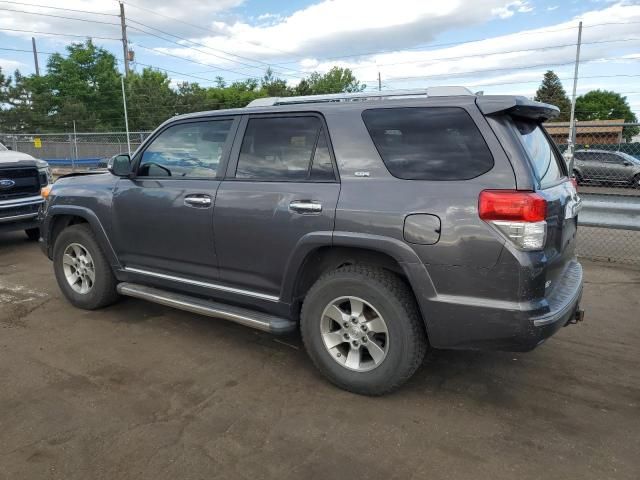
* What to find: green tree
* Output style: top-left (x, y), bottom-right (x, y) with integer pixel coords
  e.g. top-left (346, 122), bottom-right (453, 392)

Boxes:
top-left (534, 70), bottom-right (571, 121)
top-left (575, 90), bottom-right (639, 141)
top-left (298, 67), bottom-right (365, 95)
top-left (45, 40), bottom-right (122, 131)
top-left (126, 68), bottom-right (176, 130)
top-left (261, 67), bottom-right (292, 97)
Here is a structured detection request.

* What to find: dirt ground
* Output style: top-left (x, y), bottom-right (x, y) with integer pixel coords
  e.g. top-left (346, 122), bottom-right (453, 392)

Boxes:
top-left (0, 231), bottom-right (638, 480)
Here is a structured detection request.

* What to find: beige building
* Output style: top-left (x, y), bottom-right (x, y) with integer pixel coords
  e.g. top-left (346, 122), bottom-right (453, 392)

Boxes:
top-left (544, 119), bottom-right (625, 145)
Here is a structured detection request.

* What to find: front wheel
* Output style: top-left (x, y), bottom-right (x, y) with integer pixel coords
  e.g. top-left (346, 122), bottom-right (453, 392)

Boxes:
top-left (633, 174), bottom-right (640, 189)
top-left (53, 224), bottom-right (119, 310)
top-left (301, 265), bottom-right (427, 395)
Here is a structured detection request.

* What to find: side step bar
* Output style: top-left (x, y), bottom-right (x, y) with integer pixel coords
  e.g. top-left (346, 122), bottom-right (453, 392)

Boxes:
top-left (117, 283), bottom-right (297, 334)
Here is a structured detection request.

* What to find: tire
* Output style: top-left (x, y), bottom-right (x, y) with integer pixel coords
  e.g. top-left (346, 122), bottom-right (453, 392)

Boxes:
top-left (300, 265), bottom-right (428, 395)
top-left (25, 227), bottom-right (40, 241)
top-left (633, 174), bottom-right (640, 189)
top-left (53, 223), bottom-right (119, 310)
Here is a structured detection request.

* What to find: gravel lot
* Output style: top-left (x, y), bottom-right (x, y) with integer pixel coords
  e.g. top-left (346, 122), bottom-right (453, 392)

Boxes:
top-left (1, 231), bottom-right (639, 480)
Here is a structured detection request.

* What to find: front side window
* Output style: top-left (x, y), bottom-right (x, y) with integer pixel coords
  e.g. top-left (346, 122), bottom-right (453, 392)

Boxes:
top-left (362, 107), bottom-right (494, 180)
top-left (138, 120), bottom-right (233, 178)
top-left (515, 120), bottom-right (565, 188)
top-left (236, 116), bottom-right (335, 181)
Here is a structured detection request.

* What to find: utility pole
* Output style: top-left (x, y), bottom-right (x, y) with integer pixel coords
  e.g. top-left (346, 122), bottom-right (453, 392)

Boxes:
top-left (119, 1), bottom-right (130, 77)
top-left (378, 71), bottom-right (382, 92)
top-left (567, 21), bottom-right (582, 172)
top-left (121, 76), bottom-right (131, 156)
top-left (31, 37), bottom-right (40, 76)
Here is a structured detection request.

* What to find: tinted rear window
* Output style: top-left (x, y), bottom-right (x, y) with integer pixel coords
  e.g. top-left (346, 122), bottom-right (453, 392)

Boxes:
top-left (361, 107), bottom-right (494, 180)
top-left (514, 120), bottom-right (565, 188)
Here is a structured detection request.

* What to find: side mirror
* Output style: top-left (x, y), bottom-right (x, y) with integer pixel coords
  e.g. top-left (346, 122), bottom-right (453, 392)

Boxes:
top-left (623, 161), bottom-right (631, 167)
top-left (108, 154), bottom-right (132, 177)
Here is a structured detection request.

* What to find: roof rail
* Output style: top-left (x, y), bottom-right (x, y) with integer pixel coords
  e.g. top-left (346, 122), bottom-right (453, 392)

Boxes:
top-left (247, 86), bottom-right (474, 107)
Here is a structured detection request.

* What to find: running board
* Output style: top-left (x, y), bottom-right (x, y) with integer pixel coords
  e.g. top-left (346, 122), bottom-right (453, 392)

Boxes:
top-left (116, 283), bottom-right (296, 334)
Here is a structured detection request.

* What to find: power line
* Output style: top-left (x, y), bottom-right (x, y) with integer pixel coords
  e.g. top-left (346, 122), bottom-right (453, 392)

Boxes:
top-left (348, 37), bottom-right (640, 72)
top-left (364, 55), bottom-right (639, 83)
top-left (121, 0), bottom-right (291, 56)
top-left (0, 27), bottom-right (121, 41)
top-left (0, 1), bottom-right (117, 16)
top-left (0, 46), bottom-right (56, 55)
top-left (0, 7), bottom-right (121, 26)
top-left (134, 45), bottom-right (241, 80)
top-left (271, 21), bottom-right (640, 67)
top-left (134, 61), bottom-right (220, 84)
top-left (128, 28), bottom-right (269, 79)
top-left (126, 19), bottom-right (302, 78)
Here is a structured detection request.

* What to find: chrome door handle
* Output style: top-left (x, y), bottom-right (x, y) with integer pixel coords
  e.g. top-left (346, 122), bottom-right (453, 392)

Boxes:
top-left (289, 200), bottom-right (322, 214)
top-left (184, 195), bottom-right (212, 208)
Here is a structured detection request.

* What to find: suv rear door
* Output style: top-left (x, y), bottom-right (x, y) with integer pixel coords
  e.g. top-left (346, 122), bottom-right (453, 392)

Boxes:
top-left (213, 113), bottom-right (339, 299)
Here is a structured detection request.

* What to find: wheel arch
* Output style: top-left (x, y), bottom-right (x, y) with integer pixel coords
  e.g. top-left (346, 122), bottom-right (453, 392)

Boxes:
top-left (281, 231), bottom-right (437, 337)
top-left (45, 206), bottom-right (120, 268)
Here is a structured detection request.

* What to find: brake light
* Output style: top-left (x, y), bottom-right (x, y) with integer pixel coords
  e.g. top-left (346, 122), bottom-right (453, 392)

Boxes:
top-left (479, 190), bottom-right (546, 222)
top-left (570, 177), bottom-right (578, 189)
top-left (479, 190), bottom-right (548, 250)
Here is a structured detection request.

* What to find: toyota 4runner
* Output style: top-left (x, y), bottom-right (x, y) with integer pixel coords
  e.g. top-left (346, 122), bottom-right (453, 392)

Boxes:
top-left (39, 88), bottom-right (584, 395)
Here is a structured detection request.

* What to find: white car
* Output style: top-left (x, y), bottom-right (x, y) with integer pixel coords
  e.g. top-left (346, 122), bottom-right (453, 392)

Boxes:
top-left (0, 142), bottom-right (52, 240)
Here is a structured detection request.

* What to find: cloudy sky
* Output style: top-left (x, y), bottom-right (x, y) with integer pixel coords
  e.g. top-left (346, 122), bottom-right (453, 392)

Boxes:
top-left (1, 0), bottom-right (639, 115)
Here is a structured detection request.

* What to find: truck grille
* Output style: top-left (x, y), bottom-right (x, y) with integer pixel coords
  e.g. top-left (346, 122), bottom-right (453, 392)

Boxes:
top-left (0, 201), bottom-right (41, 221)
top-left (0, 167), bottom-right (41, 200)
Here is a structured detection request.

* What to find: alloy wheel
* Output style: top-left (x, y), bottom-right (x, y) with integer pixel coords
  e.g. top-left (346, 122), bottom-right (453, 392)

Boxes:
top-left (320, 296), bottom-right (390, 372)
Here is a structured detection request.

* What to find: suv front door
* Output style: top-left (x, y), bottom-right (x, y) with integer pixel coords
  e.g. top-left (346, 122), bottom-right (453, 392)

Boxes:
top-left (213, 114), bottom-right (340, 299)
top-left (111, 117), bottom-right (238, 281)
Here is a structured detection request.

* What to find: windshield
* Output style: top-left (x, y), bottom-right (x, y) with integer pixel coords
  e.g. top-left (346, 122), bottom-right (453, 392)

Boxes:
top-left (514, 119), bottom-right (565, 188)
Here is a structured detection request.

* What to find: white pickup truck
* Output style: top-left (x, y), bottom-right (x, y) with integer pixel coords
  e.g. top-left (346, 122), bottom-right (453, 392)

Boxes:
top-left (0, 142), bottom-right (52, 240)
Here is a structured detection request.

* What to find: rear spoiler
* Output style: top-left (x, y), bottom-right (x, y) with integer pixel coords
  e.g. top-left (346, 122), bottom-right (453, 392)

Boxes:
top-left (476, 95), bottom-right (560, 122)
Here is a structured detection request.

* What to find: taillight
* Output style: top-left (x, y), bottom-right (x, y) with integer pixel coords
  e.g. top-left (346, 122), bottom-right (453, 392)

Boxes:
top-left (570, 177), bottom-right (578, 189)
top-left (479, 190), bottom-right (548, 250)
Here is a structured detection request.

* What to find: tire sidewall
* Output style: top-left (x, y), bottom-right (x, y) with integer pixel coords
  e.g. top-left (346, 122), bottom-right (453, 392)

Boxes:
top-left (53, 225), bottom-right (111, 309)
top-left (301, 273), bottom-right (418, 392)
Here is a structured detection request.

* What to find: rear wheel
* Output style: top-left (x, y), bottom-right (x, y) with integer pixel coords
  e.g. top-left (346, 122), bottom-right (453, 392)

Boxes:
top-left (53, 224), bottom-right (119, 309)
top-left (301, 265), bottom-right (427, 395)
top-left (25, 228), bottom-right (40, 241)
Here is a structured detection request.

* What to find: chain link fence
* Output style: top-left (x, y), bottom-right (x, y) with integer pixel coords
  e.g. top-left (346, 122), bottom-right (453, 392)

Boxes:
top-left (545, 122), bottom-right (640, 265)
top-left (1, 124), bottom-right (639, 265)
top-left (0, 132), bottom-right (152, 169)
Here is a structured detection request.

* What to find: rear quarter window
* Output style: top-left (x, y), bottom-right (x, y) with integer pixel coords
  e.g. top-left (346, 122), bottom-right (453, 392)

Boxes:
top-left (361, 107), bottom-right (494, 180)
top-left (514, 120), bottom-right (565, 188)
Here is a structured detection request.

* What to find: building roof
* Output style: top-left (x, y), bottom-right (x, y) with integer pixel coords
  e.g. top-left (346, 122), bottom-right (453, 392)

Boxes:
top-left (544, 119), bottom-right (625, 135)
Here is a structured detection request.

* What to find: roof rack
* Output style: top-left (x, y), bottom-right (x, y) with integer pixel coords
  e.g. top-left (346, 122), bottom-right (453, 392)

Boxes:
top-left (247, 86), bottom-right (474, 107)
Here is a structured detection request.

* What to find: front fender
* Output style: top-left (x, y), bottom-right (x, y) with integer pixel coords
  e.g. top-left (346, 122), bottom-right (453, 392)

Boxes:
top-left (42, 205), bottom-right (121, 268)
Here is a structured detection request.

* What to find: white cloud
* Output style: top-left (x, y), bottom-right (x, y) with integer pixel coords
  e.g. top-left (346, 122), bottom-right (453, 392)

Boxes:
top-left (0, 58), bottom-right (23, 72)
top-left (492, 1), bottom-right (534, 19)
top-left (547, 5), bottom-right (560, 11)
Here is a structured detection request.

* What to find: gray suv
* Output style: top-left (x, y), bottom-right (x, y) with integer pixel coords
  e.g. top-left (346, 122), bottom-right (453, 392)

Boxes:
top-left (39, 88), bottom-right (584, 395)
top-left (573, 149), bottom-right (640, 188)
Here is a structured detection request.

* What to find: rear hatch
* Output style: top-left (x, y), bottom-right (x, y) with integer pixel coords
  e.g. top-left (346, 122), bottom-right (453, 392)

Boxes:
top-left (513, 118), bottom-right (579, 291)
top-left (477, 95), bottom-right (579, 300)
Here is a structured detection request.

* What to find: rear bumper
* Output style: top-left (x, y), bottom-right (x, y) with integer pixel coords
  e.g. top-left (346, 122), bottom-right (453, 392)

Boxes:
top-left (0, 195), bottom-right (43, 234)
top-left (424, 261), bottom-right (584, 352)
